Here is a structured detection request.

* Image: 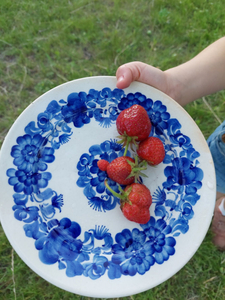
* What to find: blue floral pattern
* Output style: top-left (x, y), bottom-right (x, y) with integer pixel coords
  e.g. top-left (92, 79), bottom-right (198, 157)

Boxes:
top-left (6, 87), bottom-right (203, 280)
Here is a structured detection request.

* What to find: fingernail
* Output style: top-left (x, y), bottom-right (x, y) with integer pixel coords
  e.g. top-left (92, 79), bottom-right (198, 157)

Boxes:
top-left (117, 75), bottom-right (124, 83)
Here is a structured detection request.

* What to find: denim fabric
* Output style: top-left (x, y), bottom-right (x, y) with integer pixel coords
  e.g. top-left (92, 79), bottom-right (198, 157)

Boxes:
top-left (207, 121), bottom-right (225, 193)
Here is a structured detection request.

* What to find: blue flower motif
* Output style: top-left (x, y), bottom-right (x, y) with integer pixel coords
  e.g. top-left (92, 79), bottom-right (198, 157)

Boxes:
top-left (180, 202), bottom-right (194, 220)
top-left (82, 225), bottom-right (113, 256)
top-left (7, 168), bottom-right (52, 195)
top-left (88, 88), bottom-right (124, 108)
top-left (93, 106), bottom-right (118, 128)
top-left (23, 220), bottom-right (47, 240)
top-left (118, 92), bottom-right (148, 109)
top-left (83, 254), bottom-right (109, 279)
top-left (95, 88), bottom-right (114, 107)
top-left (86, 181), bottom-right (120, 212)
top-left (45, 99), bottom-right (62, 116)
top-left (163, 157), bottom-right (203, 195)
top-left (13, 205), bottom-right (39, 223)
top-left (76, 140), bottom-right (125, 212)
top-left (39, 194), bottom-right (63, 220)
top-left (77, 153), bottom-right (94, 177)
top-left (10, 134), bottom-right (55, 173)
top-left (99, 140), bottom-right (124, 161)
top-left (37, 112), bottom-right (54, 132)
top-left (143, 100), bottom-right (170, 135)
top-left (170, 132), bottom-right (191, 149)
top-left (112, 228), bottom-right (155, 276)
top-left (90, 164), bottom-right (106, 194)
top-left (35, 218), bottom-right (83, 267)
top-left (141, 217), bottom-right (176, 264)
top-left (52, 193), bottom-right (64, 212)
top-left (58, 133), bottom-right (73, 145)
top-left (61, 92), bottom-right (93, 128)
top-left (12, 193), bottom-right (29, 206)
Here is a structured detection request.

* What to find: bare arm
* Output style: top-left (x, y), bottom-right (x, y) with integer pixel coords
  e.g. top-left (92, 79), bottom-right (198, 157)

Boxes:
top-left (116, 37), bottom-right (225, 106)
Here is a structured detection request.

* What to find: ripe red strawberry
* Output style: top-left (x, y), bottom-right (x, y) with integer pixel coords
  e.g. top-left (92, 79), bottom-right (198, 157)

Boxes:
top-left (105, 180), bottom-right (152, 224)
top-left (121, 183), bottom-right (152, 224)
top-left (97, 156), bottom-right (147, 185)
top-left (137, 136), bottom-right (165, 166)
top-left (116, 104), bottom-right (151, 153)
top-left (97, 159), bottom-right (109, 171)
top-left (98, 156), bottom-right (135, 185)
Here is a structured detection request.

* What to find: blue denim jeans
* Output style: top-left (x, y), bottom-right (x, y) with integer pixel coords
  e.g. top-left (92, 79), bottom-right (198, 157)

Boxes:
top-left (207, 121), bottom-right (225, 194)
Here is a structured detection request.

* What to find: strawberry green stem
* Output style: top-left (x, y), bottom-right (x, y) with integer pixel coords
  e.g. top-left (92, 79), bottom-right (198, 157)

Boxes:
top-left (104, 179), bottom-right (121, 198)
top-left (123, 136), bottom-right (132, 157)
top-left (126, 155), bottom-right (148, 183)
top-left (104, 180), bottom-right (131, 204)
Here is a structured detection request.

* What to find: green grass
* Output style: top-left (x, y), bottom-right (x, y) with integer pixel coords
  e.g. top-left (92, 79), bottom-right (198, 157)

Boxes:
top-left (1, 0), bottom-right (225, 299)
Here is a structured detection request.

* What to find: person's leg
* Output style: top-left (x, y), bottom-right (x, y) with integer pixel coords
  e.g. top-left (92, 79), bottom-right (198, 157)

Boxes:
top-left (207, 122), bottom-right (225, 250)
top-left (212, 194), bottom-right (225, 250)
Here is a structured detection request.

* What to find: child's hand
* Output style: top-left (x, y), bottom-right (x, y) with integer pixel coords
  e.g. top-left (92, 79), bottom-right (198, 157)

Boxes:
top-left (116, 62), bottom-right (166, 90)
top-left (116, 61), bottom-right (181, 104)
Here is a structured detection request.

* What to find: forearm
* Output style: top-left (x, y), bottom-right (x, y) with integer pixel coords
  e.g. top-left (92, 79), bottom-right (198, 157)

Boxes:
top-left (165, 37), bottom-right (225, 106)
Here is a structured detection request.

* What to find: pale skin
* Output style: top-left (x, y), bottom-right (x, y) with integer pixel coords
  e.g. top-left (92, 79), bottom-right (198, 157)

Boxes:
top-left (116, 36), bottom-right (225, 202)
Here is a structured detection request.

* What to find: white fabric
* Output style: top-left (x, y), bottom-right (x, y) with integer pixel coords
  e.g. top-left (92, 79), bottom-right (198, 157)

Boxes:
top-left (219, 198), bottom-right (225, 216)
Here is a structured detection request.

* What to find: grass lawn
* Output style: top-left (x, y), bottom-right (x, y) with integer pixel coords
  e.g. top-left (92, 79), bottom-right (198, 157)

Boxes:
top-left (1, 0), bottom-right (225, 299)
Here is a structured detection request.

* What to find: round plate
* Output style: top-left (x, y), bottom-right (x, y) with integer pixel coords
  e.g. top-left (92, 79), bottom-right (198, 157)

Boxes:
top-left (0, 76), bottom-right (216, 298)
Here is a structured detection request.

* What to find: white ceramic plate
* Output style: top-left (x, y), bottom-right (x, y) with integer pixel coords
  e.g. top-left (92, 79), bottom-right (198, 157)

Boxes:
top-left (0, 76), bottom-right (216, 298)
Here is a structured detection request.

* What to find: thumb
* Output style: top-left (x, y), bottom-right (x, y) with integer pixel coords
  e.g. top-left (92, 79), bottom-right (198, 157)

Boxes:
top-left (116, 61), bottom-right (166, 91)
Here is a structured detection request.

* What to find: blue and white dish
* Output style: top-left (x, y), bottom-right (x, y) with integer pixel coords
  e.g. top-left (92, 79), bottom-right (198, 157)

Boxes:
top-left (0, 76), bottom-right (216, 298)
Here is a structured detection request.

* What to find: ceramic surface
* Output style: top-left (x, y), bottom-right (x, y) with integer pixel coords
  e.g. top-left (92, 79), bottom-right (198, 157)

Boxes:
top-left (0, 76), bottom-right (216, 298)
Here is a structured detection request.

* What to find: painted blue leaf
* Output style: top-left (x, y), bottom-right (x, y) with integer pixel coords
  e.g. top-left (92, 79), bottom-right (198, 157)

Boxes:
top-left (163, 154), bottom-right (173, 164)
top-left (37, 113), bottom-right (53, 132)
top-left (13, 205), bottom-right (39, 223)
top-left (40, 204), bottom-right (56, 220)
top-left (171, 219), bottom-right (189, 235)
top-left (83, 255), bottom-right (108, 279)
top-left (24, 121), bottom-right (42, 136)
top-left (23, 220), bottom-right (44, 240)
top-left (89, 144), bottom-right (102, 156)
top-left (96, 181), bottom-right (105, 194)
top-left (166, 236), bottom-right (176, 247)
top-left (86, 100), bottom-right (97, 109)
top-left (66, 260), bottom-right (84, 277)
top-left (155, 205), bottom-right (167, 218)
top-left (165, 200), bottom-right (176, 210)
top-left (83, 184), bottom-right (96, 198)
top-left (51, 141), bottom-right (61, 150)
top-left (76, 176), bottom-right (90, 188)
top-left (58, 261), bottom-right (66, 270)
top-left (36, 188), bottom-right (54, 201)
top-left (108, 263), bottom-right (122, 279)
top-left (13, 193), bottom-right (28, 205)
top-left (46, 100), bottom-right (62, 114)
top-left (59, 99), bottom-right (67, 104)
top-left (61, 122), bottom-right (72, 133)
top-left (173, 232), bottom-right (180, 237)
top-left (39, 242), bottom-right (59, 265)
top-left (167, 118), bottom-right (182, 136)
top-left (35, 236), bottom-right (47, 250)
top-left (154, 251), bottom-right (164, 264)
top-left (183, 193), bottom-right (200, 205)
